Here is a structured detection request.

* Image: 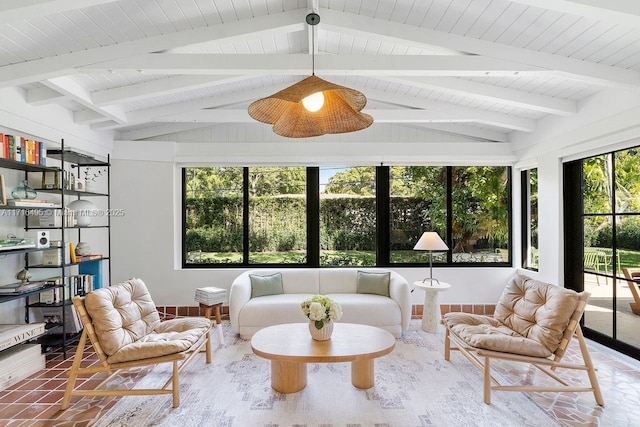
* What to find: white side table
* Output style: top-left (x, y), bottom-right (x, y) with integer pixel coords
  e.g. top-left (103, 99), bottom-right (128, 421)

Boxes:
top-left (413, 281), bottom-right (451, 333)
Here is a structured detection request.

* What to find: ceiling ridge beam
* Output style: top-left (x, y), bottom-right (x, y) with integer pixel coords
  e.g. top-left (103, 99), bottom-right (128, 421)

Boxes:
top-left (318, 8), bottom-right (640, 88)
top-left (383, 76), bottom-right (576, 116)
top-left (0, 8), bottom-right (307, 88)
top-left (80, 54), bottom-right (547, 76)
top-left (0, 0), bottom-right (117, 24)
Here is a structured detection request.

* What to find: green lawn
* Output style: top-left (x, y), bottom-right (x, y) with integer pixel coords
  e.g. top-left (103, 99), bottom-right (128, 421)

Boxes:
top-left (618, 249), bottom-right (640, 270)
top-left (187, 247), bottom-right (640, 268)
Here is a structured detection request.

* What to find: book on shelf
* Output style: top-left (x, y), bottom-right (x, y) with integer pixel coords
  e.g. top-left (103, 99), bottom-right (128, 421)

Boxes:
top-left (0, 237), bottom-right (35, 251)
top-left (6, 199), bottom-right (59, 208)
top-left (41, 171), bottom-right (59, 189)
top-left (41, 248), bottom-right (62, 266)
top-left (0, 323), bottom-right (46, 351)
top-left (33, 305), bottom-right (82, 334)
top-left (0, 281), bottom-right (47, 294)
top-left (75, 254), bottom-right (102, 262)
top-left (0, 344), bottom-right (45, 391)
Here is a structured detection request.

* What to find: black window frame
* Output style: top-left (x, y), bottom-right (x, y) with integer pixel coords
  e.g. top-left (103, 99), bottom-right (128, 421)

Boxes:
top-left (182, 165), bottom-right (512, 268)
top-left (521, 168), bottom-right (538, 271)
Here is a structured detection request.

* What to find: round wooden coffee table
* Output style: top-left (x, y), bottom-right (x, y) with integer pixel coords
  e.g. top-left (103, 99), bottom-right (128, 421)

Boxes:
top-left (251, 323), bottom-right (395, 393)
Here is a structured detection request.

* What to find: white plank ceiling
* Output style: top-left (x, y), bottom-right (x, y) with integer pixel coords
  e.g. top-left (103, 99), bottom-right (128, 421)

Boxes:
top-left (0, 0), bottom-right (639, 143)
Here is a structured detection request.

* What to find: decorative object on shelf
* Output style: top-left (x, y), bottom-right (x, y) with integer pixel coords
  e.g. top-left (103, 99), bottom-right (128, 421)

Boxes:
top-left (83, 167), bottom-right (106, 193)
top-left (413, 231), bottom-right (449, 285)
top-left (247, 13), bottom-right (372, 138)
top-left (75, 242), bottom-right (91, 256)
top-left (67, 199), bottom-right (97, 227)
top-left (11, 179), bottom-right (37, 199)
top-left (301, 294), bottom-right (342, 341)
top-left (0, 174), bottom-right (5, 206)
top-left (15, 268), bottom-right (32, 284)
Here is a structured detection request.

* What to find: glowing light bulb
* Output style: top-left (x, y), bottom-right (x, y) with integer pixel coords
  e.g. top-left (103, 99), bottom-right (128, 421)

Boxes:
top-left (302, 92), bottom-right (324, 112)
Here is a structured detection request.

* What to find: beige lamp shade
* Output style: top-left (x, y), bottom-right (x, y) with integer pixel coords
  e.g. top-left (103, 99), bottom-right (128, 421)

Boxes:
top-left (248, 75), bottom-right (373, 138)
top-left (413, 232), bottom-right (449, 251)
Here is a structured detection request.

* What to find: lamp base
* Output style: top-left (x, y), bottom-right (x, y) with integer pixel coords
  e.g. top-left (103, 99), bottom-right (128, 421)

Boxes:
top-left (421, 277), bottom-right (441, 285)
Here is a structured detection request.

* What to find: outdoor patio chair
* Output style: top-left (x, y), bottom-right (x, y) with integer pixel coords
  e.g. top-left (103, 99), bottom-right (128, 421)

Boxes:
top-left (443, 273), bottom-right (603, 406)
top-left (622, 268), bottom-right (640, 315)
top-left (61, 278), bottom-right (212, 409)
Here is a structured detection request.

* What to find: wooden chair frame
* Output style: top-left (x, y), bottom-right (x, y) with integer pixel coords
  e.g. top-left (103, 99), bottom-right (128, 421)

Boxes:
top-left (622, 268), bottom-right (640, 315)
top-left (61, 296), bottom-right (212, 410)
top-left (444, 293), bottom-right (604, 406)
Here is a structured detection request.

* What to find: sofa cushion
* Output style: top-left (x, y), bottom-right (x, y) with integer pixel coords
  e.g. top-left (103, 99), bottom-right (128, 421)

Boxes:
top-left (250, 272), bottom-right (284, 298)
top-left (84, 278), bottom-right (161, 357)
top-left (356, 271), bottom-right (390, 297)
top-left (327, 293), bottom-right (400, 327)
top-left (494, 274), bottom-right (579, 355)
top-left (239, 293), bottom-right (312, 327)
top-left (442, 312), bottom-right (552, 358)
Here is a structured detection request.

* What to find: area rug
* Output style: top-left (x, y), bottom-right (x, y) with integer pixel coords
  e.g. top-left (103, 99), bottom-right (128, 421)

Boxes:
top-left (94, 321), bottom-right (559, 427)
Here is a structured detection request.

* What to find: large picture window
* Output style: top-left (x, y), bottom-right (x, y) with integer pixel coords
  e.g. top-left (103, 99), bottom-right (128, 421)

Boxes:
top-left (320, 166), bottom-right (376, 266)
top-left (451, 166), bottom-right (510, 263)
top-left (389, 167), bottom-right (446, 263)
top-left (248, 167), bottom-right (307, 264)
top-left (183, 165), bottom-right (511, 267)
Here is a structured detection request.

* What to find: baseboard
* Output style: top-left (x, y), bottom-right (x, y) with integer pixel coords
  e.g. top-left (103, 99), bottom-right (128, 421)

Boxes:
top-left (412, 303), bottom-right (496, 319)
top-left (156, 304), bottom-right (231, 320)
top-left (157, 304), bottom-right (493, 321)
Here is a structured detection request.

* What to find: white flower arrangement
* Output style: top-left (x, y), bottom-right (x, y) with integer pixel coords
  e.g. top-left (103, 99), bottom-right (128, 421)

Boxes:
top-left (301, 294), bottom-right (343, 330)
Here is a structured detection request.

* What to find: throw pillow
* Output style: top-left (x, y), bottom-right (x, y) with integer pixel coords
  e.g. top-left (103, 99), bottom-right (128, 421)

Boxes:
top-left (250, 272), bottom-right (284, 298)
top-left (357, 271), bottom-right (390, 297)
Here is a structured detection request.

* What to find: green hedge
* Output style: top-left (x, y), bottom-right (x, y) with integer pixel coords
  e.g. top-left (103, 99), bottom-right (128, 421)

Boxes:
top-left (591, 218), bottom-right (640, 251)
top-left (185, 195), bottom-right (504, 253)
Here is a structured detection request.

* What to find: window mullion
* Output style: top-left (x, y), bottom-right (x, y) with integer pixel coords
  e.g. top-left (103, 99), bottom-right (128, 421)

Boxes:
top-left (376, 166), bottom-right (390, 266)
top-left (243, 167), bottom-right (250, 264)
top-left (307, 167), bottom-right (320, 267)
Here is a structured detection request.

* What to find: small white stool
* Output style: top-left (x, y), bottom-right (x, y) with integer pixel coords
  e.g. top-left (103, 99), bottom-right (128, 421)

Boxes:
top-left (195, 287), bottom-right (227, 345)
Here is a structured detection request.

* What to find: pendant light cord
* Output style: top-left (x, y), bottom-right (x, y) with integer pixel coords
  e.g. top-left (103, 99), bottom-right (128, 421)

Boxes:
top-left (306, 12), bottom-right (320, 76)
top-left (311, 22), bottom-right (315, 76)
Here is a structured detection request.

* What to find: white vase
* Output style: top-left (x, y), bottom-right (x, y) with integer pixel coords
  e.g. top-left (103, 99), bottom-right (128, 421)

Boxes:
top-left (309, 319), bottom-right (333, 341)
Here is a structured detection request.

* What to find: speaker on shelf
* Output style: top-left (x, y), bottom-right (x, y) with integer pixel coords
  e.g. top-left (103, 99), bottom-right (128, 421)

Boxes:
top-left (29, 230), bottom-right (50, 248)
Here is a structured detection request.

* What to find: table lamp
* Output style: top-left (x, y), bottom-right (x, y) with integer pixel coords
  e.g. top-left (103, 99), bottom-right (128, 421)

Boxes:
top-left (413, 232), bottom-right (449, 285)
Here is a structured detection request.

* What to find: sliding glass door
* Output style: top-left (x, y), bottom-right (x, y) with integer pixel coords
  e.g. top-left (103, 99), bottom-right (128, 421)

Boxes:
top-left (565, 146), bottom-right (640, 358)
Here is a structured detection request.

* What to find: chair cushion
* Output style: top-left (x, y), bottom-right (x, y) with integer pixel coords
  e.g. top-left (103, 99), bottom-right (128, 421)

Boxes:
top-left (443, 312), bottom-right (552, 358)
top-left (84, 278), bottom-right (162, 357)
top-left (494, 274), bottom-right (579, 355)
top-left (107, 317), bottom-right (211, 364)
top-left (84, 277), bottom-right (211, 364)
top-left (250, 272), bottom-right (284, 298)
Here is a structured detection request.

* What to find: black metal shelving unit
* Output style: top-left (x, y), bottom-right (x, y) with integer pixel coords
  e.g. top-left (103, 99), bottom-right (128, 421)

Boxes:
top-left (1, 140), bottom-right (111, 359)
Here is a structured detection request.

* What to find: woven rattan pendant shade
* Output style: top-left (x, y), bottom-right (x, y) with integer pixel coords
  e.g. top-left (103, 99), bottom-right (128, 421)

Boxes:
top-left (248, 75), bottom-right (374, 138)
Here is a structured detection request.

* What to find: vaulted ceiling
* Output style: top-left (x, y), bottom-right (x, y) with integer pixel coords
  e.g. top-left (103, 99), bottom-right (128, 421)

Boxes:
top-left (1, 0), bottom-right (639, 144)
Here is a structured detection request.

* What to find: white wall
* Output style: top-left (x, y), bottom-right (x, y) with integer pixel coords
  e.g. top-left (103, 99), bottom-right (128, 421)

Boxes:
top-left (111, 141), bottom-right (516, 307)
top-left (0, 87), bottom-right (114, 323)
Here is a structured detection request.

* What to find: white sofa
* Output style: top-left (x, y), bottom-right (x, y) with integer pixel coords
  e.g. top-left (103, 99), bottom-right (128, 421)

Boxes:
top-left (229, 268), bottom-right (411, 339)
